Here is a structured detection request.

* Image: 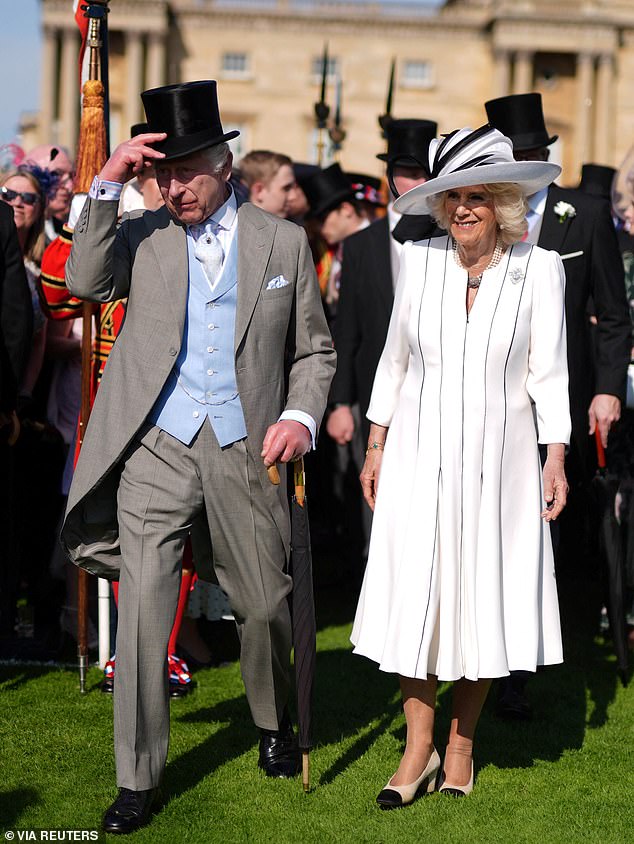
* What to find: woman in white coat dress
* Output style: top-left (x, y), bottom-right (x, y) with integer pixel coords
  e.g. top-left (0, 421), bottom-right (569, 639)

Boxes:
top-left (351, 126), bottom-right (571, 804)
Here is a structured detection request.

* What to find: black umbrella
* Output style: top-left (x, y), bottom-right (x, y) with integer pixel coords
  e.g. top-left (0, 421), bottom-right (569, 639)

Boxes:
top-left (290, 457), bottom-right (316, 792)
top-left (592, 431), bottom-right (629, 684)
top-left (267, 457), bottom-right (316, 791)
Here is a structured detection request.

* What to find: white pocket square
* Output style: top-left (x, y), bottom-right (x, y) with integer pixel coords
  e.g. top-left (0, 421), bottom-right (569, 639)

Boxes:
top-left (266, 275), bottom-right (290, 290)
top-left (560, 250), bottom-right (583, 261)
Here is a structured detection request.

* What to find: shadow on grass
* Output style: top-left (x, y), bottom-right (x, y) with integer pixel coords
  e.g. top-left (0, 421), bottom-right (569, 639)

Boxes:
top-left (0, 664), bottom-right (63, 691)
top-left (0, 787), bottom-right (40, 828)
top-left (164, 695), bottom-right (255, 799)
top-left (99, 567), bottom-right (629, 801)
top-left (308, 572), bottom-right (628, 777)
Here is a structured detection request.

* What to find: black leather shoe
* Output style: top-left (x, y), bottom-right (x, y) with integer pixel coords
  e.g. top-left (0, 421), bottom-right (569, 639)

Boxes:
top-left (258, 715), bottom-right (301, 778)
top-left (102, 787), bottom-right (158, 834)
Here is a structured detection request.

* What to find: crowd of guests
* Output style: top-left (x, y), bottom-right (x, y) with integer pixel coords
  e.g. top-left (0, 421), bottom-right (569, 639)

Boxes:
top-left (1, 89), bottom-right (633, 805)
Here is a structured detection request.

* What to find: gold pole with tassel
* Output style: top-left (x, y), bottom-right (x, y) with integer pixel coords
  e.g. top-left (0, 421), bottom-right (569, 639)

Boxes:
top-left (74, 2), bottom-right (110, 694)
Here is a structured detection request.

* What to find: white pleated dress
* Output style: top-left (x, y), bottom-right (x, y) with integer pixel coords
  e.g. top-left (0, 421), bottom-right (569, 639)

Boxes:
top-left (351, 236), bottom-right (571, 681)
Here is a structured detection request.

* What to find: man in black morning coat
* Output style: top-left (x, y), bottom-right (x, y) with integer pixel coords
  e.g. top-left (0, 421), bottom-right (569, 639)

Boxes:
top-left (486, 92), bottom-right (631, 718)
top-left (326, 119), bottom-right (439, 447)
top-left (486, 93), bottom-right (630, 485)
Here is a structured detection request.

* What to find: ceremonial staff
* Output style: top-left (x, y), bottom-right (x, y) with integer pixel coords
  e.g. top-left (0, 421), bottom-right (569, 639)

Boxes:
top-left (73, 0), bottom-right (111, 693)
top-left (313, 44), bottom-right (330, 166)
top-left (378, 58), bottom-right (395, 204)
top-left (328, 74), bottom-right (346, 161)
top-left (378, 57), bottom-right (396, 139)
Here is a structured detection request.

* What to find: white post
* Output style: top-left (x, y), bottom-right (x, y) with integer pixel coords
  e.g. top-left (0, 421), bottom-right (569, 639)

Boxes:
top-left (98, 578), bottom-right (111, 668)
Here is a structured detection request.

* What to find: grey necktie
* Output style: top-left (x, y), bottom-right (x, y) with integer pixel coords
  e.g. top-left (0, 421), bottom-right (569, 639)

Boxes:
top-left (194, 223), bottom-right (224, 289)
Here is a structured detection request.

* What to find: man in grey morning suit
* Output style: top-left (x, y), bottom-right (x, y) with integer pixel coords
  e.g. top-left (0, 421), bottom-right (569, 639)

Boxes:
top-left (61, 81), bottom-right (335, 834)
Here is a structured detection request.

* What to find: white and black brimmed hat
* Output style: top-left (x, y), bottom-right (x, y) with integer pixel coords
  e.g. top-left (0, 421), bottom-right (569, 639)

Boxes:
top-left (393, 125), bottom-right (560, 215)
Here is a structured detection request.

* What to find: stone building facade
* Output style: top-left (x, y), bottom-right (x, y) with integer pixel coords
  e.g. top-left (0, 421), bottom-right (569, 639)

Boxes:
top-left (32, 0), bottom-right (634, 183)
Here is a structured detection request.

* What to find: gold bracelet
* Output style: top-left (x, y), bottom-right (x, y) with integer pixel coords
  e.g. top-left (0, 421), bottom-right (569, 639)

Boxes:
top-left (366, 441), bottom-right (385, 455)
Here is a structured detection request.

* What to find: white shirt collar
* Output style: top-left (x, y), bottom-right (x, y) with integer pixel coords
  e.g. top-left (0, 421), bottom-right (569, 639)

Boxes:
top-left (189, 187), bottom-right (237, 237)
top-left (387, 202), bottom-right (402, 232)
top-left (527, 187), bottom-right (549, 216)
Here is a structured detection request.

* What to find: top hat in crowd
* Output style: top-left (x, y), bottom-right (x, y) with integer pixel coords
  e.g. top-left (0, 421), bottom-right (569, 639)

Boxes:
top-left (293, 162), bottom-right (320, 187)
top-left (377, 119), bottom-right (438, 169)
top-left (141, 80), bottom-right (239, 161)
top-left (347, 172), bottom-right (386, 208)
top-left (577, 163), bottom-right (616, 200)
top-left (302, 163), bottom-right (356, 217)
top-left (484, 93), bottom-right (558, 152)
top-left (393, 125), bottom-right (560, 216)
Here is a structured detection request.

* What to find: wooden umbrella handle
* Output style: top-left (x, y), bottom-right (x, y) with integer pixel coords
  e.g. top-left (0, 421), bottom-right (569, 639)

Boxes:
top-left (294, 456), bottom-right (305, 507)
top-left (267, 457), bottom-right (306, 502)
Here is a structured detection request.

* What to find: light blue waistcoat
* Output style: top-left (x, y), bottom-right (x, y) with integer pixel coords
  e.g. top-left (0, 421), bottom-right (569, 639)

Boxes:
top-left (148, 229), bottom-right (248, 447)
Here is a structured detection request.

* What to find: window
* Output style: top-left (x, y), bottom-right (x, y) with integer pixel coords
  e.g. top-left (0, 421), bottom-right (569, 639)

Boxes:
top-left (221, 52), bottom-right (250, 78)
top-left (224, 123), bottom-right (248, 160)
top-left (402, 60), bottom-right (434, 89)
top-left (308, 128), bottom-right (335, 167)
top-left (311, 55), bottom-right (339, 83)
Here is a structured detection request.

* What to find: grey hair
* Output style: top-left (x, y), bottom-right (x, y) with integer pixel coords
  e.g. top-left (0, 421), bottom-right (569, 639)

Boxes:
top-left (201, 143), bottom-right (232, 174)
top-left (428, 182), bottom-right (528, 246)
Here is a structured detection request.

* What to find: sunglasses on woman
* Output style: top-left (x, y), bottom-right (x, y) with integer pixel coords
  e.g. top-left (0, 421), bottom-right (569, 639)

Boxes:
top-left (0, 186), bottom-right (40, 206)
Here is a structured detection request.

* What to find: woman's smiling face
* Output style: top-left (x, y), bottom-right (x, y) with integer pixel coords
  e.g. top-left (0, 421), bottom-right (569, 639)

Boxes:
top-left (444, 185), bottom-right (497, 250)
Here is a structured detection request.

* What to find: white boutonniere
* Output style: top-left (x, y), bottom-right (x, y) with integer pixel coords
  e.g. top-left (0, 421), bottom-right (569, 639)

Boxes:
top-left (553, 201), bottom-right (576, 223)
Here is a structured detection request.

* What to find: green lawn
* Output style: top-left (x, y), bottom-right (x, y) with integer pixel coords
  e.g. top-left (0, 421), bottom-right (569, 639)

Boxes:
top-left (1, 580), bottom-right (633, 843)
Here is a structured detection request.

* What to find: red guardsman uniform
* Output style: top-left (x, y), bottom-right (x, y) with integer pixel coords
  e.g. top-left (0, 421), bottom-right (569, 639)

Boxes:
top-left (40, 224), bottom-right (126, 386)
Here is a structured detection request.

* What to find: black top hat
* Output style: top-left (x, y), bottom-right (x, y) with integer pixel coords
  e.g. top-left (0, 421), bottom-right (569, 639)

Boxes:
top-left (377, 119), bottom-right (438, 168)
top-left (346, 172), bottom-right (385, 206)
top-left (141, 80), bottom-right (239, 161)
top-left (484, 93), bottom-right (558, 152)
top-left (293, 162), bottom-right (320, 188)
top-left (302, 163), bottom-right (355, 217)
top-left (578, 163), bottom-right (616, 200)
top-left (130, 122), bottom-right (148, 138)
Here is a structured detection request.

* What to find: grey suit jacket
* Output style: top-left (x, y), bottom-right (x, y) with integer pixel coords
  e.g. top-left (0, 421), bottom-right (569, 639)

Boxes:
top-left (61, 197), bottom-right (335, 580)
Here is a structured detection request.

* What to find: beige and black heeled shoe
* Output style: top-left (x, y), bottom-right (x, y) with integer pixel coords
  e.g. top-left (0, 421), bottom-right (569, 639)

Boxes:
top-left (437, 758), bottom-right (474, 797)
top-left (375, 747), bottom-right (441, 809)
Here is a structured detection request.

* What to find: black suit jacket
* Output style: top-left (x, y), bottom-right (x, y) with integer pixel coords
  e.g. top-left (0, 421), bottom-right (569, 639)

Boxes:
top-left (0, 202), bottom-right (31, 412)
top-left (538, 185), bottom-right (630, 469)
top-left (330, 214), bottom-right (438, 438)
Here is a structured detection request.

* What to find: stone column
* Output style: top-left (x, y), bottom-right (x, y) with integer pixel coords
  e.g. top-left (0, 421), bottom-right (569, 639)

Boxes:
top-left (125, 30), bottom-right (144, 132)
top-left (575, 52), bottom-right (595, 168)
top-left (493, 49), bottom-right (511, 98)
top-left (594, 53), bottom-right (614, 164)
top-left (59, 27), bottom-right (79, 153)
top-left (39, 25), bottom-right (58, 144)
top-left (146, 32), bottom-right (166, 90)
top-left (513, 50), bottom-right (534, 95)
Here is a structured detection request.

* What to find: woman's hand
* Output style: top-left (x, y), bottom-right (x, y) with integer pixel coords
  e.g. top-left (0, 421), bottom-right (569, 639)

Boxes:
top-left (360, 449), bottom-right (383, 512)
top-left (360, 424), bottom-right (388, 511)
top-left (541, 443), bottom-right (568, 521)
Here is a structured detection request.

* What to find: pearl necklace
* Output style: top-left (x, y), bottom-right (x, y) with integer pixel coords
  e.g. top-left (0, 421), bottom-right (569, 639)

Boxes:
top-left (452, 238), bottom-right (505, 289)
